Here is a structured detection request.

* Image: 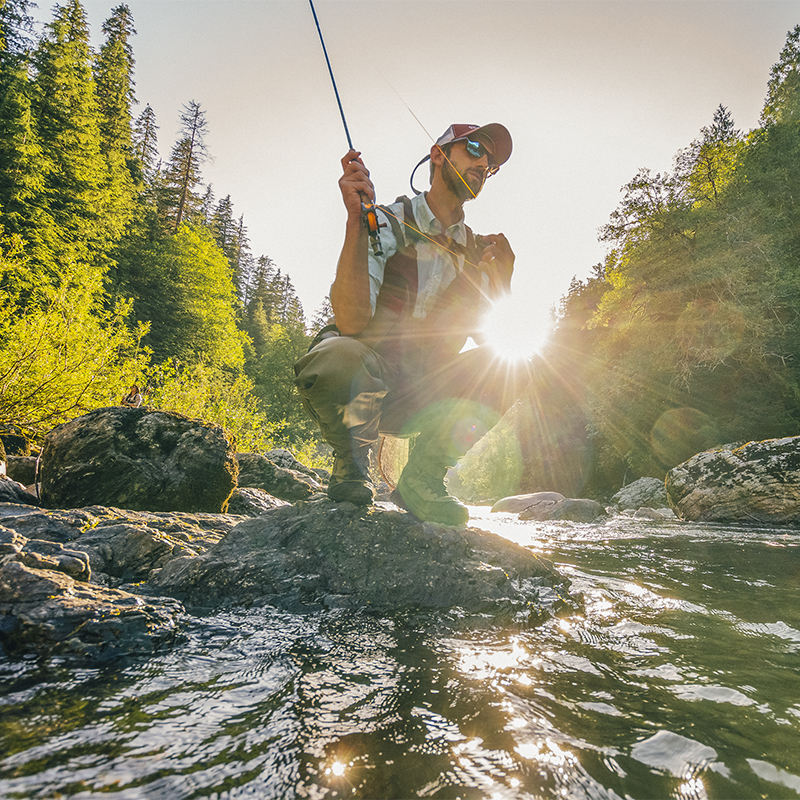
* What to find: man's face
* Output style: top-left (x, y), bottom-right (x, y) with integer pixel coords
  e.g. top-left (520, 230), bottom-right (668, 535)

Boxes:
top-left (440, 139), bottom-right (495, 201)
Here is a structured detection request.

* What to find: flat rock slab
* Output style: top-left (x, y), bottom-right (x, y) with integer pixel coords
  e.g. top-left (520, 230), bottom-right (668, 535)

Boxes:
top-left (666, 436), bottom-right (800, 524)
top-left (147, 498), bottom-right (567, 620)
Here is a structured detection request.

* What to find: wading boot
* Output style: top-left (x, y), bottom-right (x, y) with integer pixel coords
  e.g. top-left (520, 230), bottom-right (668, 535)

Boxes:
top-left (328, 451), bottom-right (374, 505)
top-left (391, 458), bottom-right (469, 526)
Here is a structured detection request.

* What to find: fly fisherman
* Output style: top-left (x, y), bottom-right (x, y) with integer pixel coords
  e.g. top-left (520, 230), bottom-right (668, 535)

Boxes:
top-left (294, 123), bottom-right (530, 526)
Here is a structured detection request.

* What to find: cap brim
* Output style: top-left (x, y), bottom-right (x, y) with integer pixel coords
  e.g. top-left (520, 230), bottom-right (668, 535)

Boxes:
top-left (467, 123), bottom-right (512, 166)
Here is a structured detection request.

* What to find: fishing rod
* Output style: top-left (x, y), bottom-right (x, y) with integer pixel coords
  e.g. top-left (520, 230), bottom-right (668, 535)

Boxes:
top-left (307, 0), bottom-right (383, 256)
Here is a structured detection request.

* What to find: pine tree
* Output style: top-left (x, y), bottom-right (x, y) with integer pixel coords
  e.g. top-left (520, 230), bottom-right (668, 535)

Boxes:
top-left (762, 24), bottom-right (800, 126)
top-left (94, 3), bottom-right (137, 242)
top-left (160, 100), bottom-right (208, 232)
top-left (132, 103), bottom-right (159, 176)
top-left (30, 0), bottom-right (110, 280)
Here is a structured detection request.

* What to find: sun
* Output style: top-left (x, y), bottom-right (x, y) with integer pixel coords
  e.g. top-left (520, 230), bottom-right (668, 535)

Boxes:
top-left (480, 295), bottom-right (553, 361)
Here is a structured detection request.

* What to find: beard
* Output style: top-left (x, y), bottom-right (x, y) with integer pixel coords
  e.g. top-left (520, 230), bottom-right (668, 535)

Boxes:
top-left (442, 159), bottom-right (485, 201)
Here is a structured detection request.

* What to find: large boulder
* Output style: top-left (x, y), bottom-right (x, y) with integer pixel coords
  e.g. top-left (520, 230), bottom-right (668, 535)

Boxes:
top-left (235, 452), bottom-right (321, 501)
top-left (519, 497), bottom-right (605, 522)
top-left (40, 407), bottom-right (237, 513)
top-left (611, 477), bottom-right (668, 511)
top-left (147, 498), bottom-right (568, 620)
top-left (666, 436), bottom-right (800, 524)
top-left (6, 455), bottom-right (38, 486)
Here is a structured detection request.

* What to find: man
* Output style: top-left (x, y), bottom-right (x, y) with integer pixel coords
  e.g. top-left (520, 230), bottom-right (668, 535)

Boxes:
top-left (294, 123), bottom-right (529, 526)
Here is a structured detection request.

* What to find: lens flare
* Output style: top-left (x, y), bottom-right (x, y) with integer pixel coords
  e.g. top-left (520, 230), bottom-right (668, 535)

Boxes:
top-left (481, 295), bottom-right (552, 361)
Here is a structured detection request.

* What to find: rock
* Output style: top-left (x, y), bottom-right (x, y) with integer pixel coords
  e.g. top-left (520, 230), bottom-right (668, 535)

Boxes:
top-left (0, 431), bottom-right (30, 456)
top-left (611, 477), bottom-right (668, 510)
top-left (492, 492), bottom-right (566, 514)
top-left (236, 452), bottom-right (321, 502)
top-left (6, 455), bottom-right (38, 485)
top-left (1, 526), bottom-right (91, 581)
top-left (666, 437), bottom-right (800, 525)
top-left (0, 477), bottom-right (39, 506)
top-left (265, 448), bottom-right (319, 478)
top-left (226, 487), bottom-right (290, 517)
top-left (519, 497), bottom-right (605, 522)
top-left (0, 556), bottom-right (181, 660)
top-left (40, 407), bottom-right (237, 513)
top-left (632, 507), bottom-right (671, 520)
top-left (0, 505), bottom-right (243, 587)
top-left (146, 498), bottom-right (568, 620)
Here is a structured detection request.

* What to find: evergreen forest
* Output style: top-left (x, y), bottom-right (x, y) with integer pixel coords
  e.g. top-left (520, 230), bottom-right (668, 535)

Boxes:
top-left (3, 0), bottom-right (800, 498)
top-left (0, 0), bottom-right (327, 460)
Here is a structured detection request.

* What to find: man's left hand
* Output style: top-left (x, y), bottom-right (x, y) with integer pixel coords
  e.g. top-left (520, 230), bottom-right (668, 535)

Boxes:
top-left (478, 234), bottom-right (514, 296)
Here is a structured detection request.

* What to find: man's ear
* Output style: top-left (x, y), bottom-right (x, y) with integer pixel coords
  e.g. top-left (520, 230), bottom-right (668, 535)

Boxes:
top-left (430, 144), bottom-right (445, 168)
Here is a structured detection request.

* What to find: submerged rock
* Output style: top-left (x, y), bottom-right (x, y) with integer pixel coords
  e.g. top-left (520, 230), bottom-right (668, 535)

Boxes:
top-left (40, 407), bottom-right (237, 513)
top-left (666, 436), bottom-right (800, 525)
top-left (519, 497), bottom-right (605, 523)
top-left (146, 498), bottom-right (567, 619)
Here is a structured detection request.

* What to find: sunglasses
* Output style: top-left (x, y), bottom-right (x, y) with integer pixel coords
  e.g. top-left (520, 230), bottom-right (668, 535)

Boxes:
top-left (463, 138), bottom-right (499, 174)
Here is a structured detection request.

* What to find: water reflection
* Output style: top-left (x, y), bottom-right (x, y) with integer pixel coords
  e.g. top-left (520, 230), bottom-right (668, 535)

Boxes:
top-left (1, 514), bottom-right (799, 798)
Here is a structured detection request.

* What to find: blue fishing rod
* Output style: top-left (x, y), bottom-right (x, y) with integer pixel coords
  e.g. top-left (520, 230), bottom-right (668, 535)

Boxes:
top-left (308, 0), bottom-right (383, 256)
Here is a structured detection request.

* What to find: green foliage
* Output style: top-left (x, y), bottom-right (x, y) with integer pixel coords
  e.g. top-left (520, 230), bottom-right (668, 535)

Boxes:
top-left (453, 418), bottom-right (524, 502)
top-left (119, 224), bottom-right (247, 370)
top-left (520, 28), bottom-right (800, 495)
top-left (144, 360), bottom-right (280, 453)
top-left (0, 232), bottom-right (149, 438)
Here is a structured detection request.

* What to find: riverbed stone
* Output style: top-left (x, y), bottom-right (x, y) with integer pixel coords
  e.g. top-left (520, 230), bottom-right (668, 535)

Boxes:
top-left (519, 497), bottom-right (605, 522)
top-left (0, 477), bottom-right (39, 506)
top-left (40, 407), bottom-right (237, 513)
top-left (665, 436), bottom-right (800, 524)
top-left (6, 455), bottom-right (38, 486)
top-left (492, 492), bottom-right (566, 514)
top-left (146, 498), bottom-right (568, 619)
top-left (611, 477), bottom-right (668, 511)
top-left (0, 558), bottom-right (182, 659)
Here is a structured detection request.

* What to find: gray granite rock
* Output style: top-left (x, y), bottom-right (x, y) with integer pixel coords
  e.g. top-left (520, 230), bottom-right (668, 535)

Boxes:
top-left (666, 436), bottom-right (800, 524)
top-left (146, 498), bottom-right (568, 619)
top-left (519, 497), bottom-right (605, 523)
top-left (235, 452), bottom-right (321, 501)
top-left (491, 492), bottom-right (566, 514)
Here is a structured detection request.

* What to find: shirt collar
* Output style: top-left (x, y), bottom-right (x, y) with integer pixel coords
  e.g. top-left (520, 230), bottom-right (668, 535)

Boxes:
top-left (413, 193), bottom-right (467, 246)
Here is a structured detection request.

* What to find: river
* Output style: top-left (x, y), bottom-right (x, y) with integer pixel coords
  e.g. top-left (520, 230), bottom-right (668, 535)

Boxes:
top-left (1, 507), bottom-right (799, 799)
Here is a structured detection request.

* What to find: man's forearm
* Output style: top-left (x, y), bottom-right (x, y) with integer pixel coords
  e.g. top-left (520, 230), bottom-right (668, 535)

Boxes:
top-left (331, 217), bottom-right (373, 335)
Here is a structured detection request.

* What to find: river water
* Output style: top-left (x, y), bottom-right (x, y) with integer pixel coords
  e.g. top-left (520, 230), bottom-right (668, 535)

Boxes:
top-left (1, 507), bottom-right (799, 799)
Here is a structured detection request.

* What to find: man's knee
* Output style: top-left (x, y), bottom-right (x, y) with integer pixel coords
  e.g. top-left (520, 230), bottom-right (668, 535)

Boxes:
top-left (294, 336), bottom-right (387, 407)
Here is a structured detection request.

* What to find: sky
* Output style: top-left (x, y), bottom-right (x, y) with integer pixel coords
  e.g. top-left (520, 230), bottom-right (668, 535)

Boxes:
top-left (32, 0), bottom-right (800, 346)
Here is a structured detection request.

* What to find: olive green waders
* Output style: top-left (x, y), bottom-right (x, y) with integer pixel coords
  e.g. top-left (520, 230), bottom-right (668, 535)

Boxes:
top-left (294, 333), bottom-right (531, 522)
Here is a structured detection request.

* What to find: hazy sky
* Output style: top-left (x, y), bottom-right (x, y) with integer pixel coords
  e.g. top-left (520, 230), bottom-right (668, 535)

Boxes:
top-left (35, 0), bottom-right (800, 341)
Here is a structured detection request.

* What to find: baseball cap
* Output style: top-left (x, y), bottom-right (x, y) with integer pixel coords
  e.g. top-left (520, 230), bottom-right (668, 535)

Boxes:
top-left (409, 122), bottom-right (513, 195)
top-left (434, 123), bottom-right (513, 166)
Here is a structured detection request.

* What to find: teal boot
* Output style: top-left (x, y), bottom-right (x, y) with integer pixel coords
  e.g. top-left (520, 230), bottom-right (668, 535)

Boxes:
top-left (391, 447), bottom-right (469, 526)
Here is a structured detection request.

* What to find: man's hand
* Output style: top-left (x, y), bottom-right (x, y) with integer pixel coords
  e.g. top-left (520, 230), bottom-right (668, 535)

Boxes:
top-left (339, 150), bottom-right (375, 222)
top-left (331, 150), bottom-right (376, 335)
top-left (478, 234), bottom-right (514, 296)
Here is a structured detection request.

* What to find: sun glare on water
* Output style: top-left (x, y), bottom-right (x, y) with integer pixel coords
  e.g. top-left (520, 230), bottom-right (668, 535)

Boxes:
top-left (481, 295), bottom-right (553, 361)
